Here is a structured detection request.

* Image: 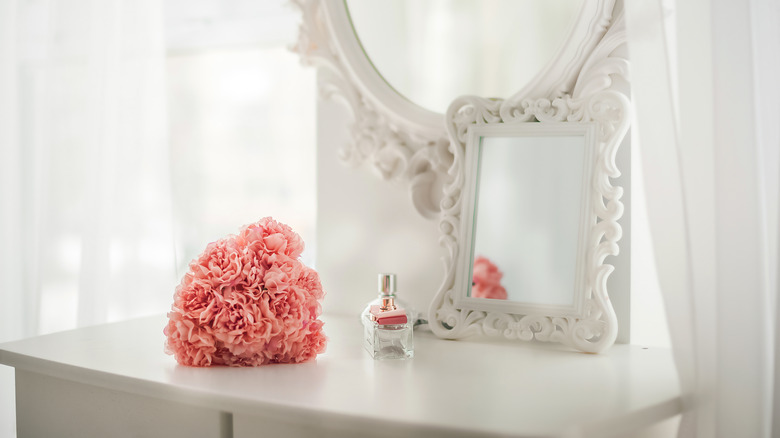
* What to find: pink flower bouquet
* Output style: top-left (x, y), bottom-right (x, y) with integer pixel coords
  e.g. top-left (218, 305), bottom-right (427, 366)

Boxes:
top-left (164, 217), bottom-right (327, 367)
top-left (472, 256), bottom-right (507, 300)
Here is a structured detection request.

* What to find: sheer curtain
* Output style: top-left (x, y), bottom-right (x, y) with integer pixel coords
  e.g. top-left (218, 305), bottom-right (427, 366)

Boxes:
top-left (625, 0), bottom-right (779, 436)
top-left (0, 0), bottom-right (173, 434)
top-left (0, 0), bottom-right (174, 338)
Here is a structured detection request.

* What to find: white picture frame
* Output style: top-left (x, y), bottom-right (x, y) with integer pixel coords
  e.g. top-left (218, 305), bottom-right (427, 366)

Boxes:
top-left (429, 14), bottom-right (630, 353)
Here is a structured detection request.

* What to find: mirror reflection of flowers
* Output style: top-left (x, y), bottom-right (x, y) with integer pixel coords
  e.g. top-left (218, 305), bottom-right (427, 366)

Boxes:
top-left (164, 217), bottom-right (327, 367)
top-left (472, 256), bottom-right (508, 300)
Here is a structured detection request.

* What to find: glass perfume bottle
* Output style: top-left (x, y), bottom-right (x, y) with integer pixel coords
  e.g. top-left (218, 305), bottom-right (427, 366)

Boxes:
top-left (361, 273), bottom-right (414, 359)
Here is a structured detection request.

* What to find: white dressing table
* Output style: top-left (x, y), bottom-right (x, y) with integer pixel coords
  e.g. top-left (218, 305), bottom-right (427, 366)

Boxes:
top-left (0, 314), bottom-right (681, 437)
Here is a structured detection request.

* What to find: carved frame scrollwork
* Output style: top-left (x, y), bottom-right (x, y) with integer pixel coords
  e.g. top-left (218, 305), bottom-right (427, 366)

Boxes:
top-left (290, 0), bottom-right (451, 219)
top-left (428, 13), bottom-right (630, 353)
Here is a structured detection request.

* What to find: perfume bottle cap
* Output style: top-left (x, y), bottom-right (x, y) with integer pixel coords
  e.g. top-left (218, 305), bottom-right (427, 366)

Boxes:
top-left (378, 273), bottom-right (396, 296)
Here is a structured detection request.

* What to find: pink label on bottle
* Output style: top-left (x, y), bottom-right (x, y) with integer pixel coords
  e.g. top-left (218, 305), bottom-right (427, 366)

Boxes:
top-left (370, 306), bottom-right (407, 325)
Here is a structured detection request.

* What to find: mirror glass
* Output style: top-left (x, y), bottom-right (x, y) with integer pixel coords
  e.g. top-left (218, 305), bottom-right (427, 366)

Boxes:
top-left (345, 0), bottom-right (584, 114)
top-left (468, 133), bottom-right (589, 307)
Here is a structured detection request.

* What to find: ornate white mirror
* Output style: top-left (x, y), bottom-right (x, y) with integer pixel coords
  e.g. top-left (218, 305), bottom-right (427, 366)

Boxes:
top-left (429, 14), bottom-right (629, 353)
top-left (293, 0), bottom-right (619, 219)
top-left (458, 123), bottom-right (596, 312)
top-left (345, 0), bottom-right (583, 114)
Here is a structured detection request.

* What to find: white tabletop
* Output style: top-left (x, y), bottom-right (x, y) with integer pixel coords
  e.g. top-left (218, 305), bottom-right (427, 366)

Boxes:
top-left (0, 314), bottom-right (681, 437)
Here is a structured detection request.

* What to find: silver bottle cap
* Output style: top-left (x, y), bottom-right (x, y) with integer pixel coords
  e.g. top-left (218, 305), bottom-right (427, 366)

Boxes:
top-left (378, 273), bottom-right (396, 296)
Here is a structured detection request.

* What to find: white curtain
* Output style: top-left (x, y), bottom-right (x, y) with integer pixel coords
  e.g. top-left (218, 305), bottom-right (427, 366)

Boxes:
top-left (625, 0), bottom-right (780, 436)
top-left (0, 0), bottom-right (173, 432)
top-left (0, 0), bottom-right (174, 340)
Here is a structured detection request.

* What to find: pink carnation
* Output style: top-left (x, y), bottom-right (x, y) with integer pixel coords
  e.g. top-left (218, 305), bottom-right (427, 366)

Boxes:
top-left (472, 256), bottom-right (507, 300)
top-left (164, 217), bottom-right (327, 366)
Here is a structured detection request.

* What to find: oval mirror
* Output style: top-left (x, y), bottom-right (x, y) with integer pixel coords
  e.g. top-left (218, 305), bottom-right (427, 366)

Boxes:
top-left (346, 0), bottom-right (584, 114)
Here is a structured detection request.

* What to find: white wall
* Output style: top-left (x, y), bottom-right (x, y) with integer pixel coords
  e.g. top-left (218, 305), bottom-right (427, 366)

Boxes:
top-left (316, 92), bottom-right (443, 320)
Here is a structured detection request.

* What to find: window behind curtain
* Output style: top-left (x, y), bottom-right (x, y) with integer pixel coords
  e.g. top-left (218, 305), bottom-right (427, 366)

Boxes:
top-left (164, 0), bottom-right (317, 276)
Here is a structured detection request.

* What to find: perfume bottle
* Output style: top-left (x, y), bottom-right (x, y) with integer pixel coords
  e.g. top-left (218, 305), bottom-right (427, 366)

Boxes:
top-left (361, 273), bottom-right (414, 359)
